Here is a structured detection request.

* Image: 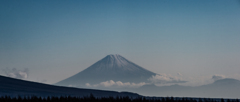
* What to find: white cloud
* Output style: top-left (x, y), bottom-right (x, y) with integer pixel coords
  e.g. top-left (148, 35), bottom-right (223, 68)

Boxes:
top-left (212, 74), bottom-right (225, 81)
top-left (85, 83), bottom-right (91, 87)
top-left (18, 71), bottom-right (28, 79)
top-left (177, 72), bottom-right (182, 76)
top-left (68, 84), bottom-right (76, 87)
top-left (2, 68), bottom-right (29, 79)
top-left (100, 80), bottom-right (116, 87)
top-left (86, 80), bottom-right (147, 88)
top-left (148, 74), bottom-right (187, 85)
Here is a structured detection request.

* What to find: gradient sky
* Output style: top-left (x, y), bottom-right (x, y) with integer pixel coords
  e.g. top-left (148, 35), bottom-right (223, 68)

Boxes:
top-left (0, 0), bottom-right (240, 86)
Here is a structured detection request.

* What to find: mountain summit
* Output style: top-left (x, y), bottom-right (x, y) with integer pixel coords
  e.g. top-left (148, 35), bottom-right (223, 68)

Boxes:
top-left (56, 54), bottom-right (156, 87)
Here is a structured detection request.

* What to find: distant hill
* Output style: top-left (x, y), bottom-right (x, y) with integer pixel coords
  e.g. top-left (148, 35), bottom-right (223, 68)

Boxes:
top-left (131, 78), bottom-right (240, 98)
top-left (0, 75), bottom-right (140, 97)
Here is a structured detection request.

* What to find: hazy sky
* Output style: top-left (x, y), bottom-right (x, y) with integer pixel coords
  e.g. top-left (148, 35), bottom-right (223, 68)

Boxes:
top-left (0, 0), bottom-right (240, 86)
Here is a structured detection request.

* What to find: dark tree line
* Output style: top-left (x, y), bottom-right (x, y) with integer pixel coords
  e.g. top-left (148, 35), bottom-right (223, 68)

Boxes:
top-left (0, 94), bottom-right (239, 102)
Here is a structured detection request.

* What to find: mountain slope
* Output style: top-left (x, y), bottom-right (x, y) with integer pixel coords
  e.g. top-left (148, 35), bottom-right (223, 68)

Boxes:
top-left (56, 54), bottom-right (156, 87)
top-left (0, 75), bottom-right (140, 97)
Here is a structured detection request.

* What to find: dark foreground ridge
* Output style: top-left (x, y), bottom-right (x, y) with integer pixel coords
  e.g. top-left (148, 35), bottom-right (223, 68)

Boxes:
top-left (1, 75), bottom-right (240, 102)
top-left (0, 75), bottom-right (139, 97)
top-left (0, 95), bottom-right (239, 102)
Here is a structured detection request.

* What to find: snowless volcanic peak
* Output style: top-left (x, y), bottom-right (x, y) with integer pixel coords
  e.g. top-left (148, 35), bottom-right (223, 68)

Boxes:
top-left (56, 54), bottom-right (156, 87)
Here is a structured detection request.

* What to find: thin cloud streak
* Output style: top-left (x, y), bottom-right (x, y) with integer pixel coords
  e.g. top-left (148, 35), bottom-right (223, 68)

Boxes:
top-left (86, 80), bottom-right (147, 88)
top-left (148, 74), bottom-right (187, 85)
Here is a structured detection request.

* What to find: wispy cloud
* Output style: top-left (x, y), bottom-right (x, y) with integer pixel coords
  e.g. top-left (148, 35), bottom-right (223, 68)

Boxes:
top-left (212, 74), bottom-right (225, 81)
top-left (177, 72), bottom-right (182, 76)
top-left (2, 68), bottom-right (29, 79)
top-left (148, 74), bottom-right (187, 85)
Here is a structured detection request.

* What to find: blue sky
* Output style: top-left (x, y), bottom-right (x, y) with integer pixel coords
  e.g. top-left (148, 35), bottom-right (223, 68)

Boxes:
top-left (0, 0), bottom-right (240, 85)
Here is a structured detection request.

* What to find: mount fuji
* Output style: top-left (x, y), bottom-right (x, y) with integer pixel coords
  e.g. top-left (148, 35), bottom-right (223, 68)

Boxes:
top-left (56, 54), bottom-right (156, 87)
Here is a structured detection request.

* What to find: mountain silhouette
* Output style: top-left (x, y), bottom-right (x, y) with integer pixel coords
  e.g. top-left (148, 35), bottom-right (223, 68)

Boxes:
top-left (56, 54), bottom-right (156, 87)
top-left (211, 78), bottom-right (240, 86)
top-left (131, 78), bottom-right (240, 98)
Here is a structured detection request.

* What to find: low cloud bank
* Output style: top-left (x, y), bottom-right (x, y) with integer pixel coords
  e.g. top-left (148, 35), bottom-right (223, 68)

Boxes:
top-left (148, 74), bottom-right (187, 85)
top-left (2, 68), bottom-right (29, 79)
top-left (86, 80), bottom-right (147, 88)
top-left (85, 73), bottom-right (188, 88)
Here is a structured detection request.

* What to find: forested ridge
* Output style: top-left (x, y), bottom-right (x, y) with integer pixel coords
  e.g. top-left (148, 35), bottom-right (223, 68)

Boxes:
top-left (0, 94), bottom-right (239, 102)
